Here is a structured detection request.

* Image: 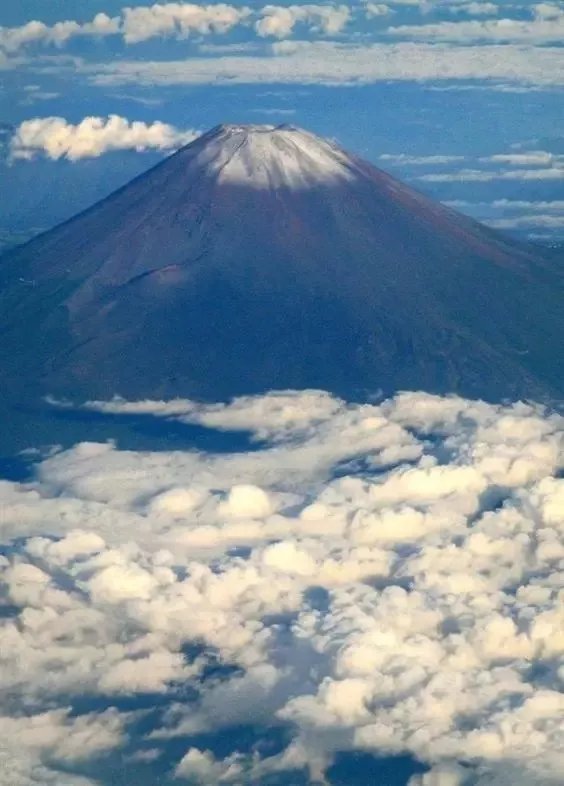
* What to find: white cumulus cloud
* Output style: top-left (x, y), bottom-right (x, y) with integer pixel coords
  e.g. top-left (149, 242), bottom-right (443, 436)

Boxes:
top-left (121, 2), bottom-right (251, 43)
top-left (1, 389), bottom-right (564, 783)
top-left (255, 4), bottom-right (351, 37)
top-left (9, 114), bottom-right (200, 160)
top-left (364, 2), bottom-right (393, 17)
top-left (0, 1), bottom-right (352, 55)
top-left (0, 13), bottom-right (120, 53)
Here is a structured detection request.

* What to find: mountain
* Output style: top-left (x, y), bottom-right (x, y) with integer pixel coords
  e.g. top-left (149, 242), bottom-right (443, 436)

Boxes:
top-left (0, 123), bottom-right (563, 416)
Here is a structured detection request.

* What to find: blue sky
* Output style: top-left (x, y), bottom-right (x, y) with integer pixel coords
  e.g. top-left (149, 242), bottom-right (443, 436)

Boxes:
top-left (1, 0), bottom-right (564, 247)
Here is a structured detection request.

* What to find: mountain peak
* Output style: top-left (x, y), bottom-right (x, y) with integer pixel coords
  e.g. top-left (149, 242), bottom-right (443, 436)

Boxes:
top-left (185, 123), bottom-right (357, 189)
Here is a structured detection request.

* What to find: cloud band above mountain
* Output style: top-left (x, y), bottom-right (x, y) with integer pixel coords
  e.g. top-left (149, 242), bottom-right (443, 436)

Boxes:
top-left (0, 2), bottom-right (352, 53)
top-left (82, 40), bottom-right (564, 87)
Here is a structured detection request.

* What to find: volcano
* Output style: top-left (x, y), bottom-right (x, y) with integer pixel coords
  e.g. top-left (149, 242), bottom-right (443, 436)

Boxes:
top-left (1, 123), bottom-right (563, 412)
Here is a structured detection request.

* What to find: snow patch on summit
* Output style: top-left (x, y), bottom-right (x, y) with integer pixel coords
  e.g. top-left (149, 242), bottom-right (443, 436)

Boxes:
top-left (189, 124), bottom-right (357, 189)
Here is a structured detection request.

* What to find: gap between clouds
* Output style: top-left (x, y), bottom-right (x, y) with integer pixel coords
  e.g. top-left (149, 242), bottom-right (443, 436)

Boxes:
top-left (1, 388), bottom-right (564, 784)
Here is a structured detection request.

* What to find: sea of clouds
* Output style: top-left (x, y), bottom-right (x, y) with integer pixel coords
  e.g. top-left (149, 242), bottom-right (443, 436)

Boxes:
top-left (1, 389), bottom-right (563, 785)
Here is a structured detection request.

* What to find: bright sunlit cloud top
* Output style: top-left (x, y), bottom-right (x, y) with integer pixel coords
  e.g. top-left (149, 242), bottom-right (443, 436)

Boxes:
top-left (1, 388), bottom-right (563, 784)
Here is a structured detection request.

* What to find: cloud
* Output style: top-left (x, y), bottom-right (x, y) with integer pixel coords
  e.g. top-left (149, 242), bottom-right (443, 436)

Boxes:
top-left (379, 152), bottom-right (466, 165)
top-left (427, 81), bottom-right (560, 93)
top-left (9, 114), bottom-right (200, 160)
top-left (0, 708), bottom-right (126, 786)
top-left (445, 199), bottom-right (564, 212)
top-left (388, 8), bottom-right (564, 43)
top-left (175, 748), bottom-right (244, 781)
top-left (532, 2), bottom-right (564, 20)
top-left (83, 40), bottom-right (564, 87)
top-left (1, 1), bottom-right (562, 59)
top-left (413, 148), bottom-right (564, 182)
top-left (218, 484), bottom-right (275, 518)
top-left (83, 388), bottom-right (344, 440)
top-left (19, 88), bottom-right (60, 105)
top-left (443, 199), bottom-right (564, 236)
top-left (380, 146), bottom-right (564, 187)
top-left (384, 0), bottom-right (426, 6)
top-left (251, 107), bottom-right (297, 115)
top-left (1, 389), bottom-right (564, 783)
top-left (121, 2), bottom-right (251, 44)
top-left (0, 13), bottom-right (120, 53)
top-left (479, 151), bottom-right (564, 166)
top-left (3, 1), bottom-right (564, 93)
top-left (0, 6), bottom-right (246, 53)
top-left (364, 2), bottom-right (393, 17)
top-left (373, 0), bottom-right (500, 10)
top-left (255, 4), bottom-right (351, 37)
top-left (418, 166), bottom-right (564, 181)
top-left (448, 2), bottom-right (499, 14)
top-left (409, 763), bottom-right (469, 786)
top-left (487, 214), bottom-right (564, 230)
top-left (0, 2), bottom-right (352, 55)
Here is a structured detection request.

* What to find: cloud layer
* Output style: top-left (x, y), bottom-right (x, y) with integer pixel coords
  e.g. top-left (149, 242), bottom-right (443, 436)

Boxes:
top-left (5, 1), bottom-right (555, 56)
top-left (0, 2), bottom-right (352, 54)
top-left (3, 1), bottom-right (564, 93)
top-left (388, 4), bottom-right (564, 42)
top-left (80, 39), bottom-right (564, 87)
top-left (9, 114), bottom-right (200, 160)
top-left (1, 389), bottom-right (564, 784)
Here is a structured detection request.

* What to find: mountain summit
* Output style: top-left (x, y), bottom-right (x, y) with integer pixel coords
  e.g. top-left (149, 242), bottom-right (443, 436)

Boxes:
top-left (0, 123), bottom-right (563, 411)
top-left (180, 123), bottom-right (359, 188)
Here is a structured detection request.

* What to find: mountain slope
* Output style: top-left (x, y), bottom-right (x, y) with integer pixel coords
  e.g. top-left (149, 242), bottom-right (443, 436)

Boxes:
top-left (0, 123), bottom-right (562, 408)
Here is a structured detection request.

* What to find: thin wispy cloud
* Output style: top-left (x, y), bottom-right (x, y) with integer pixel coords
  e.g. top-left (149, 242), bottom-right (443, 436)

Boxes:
top-left (379, 152), bottom-right (466, 164)
top-left (448, 2), bottom-right (499, 15)
top-left (80, 40), bottom-right (564, 87)
top-left (388, 4), bottom-right (564, 42)
top-left (488, 214), bottom-right (564, 229)
top-left (0, 13), bottom-right (121, 53)
top-left (446, 198), bottom-right (564, 211)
